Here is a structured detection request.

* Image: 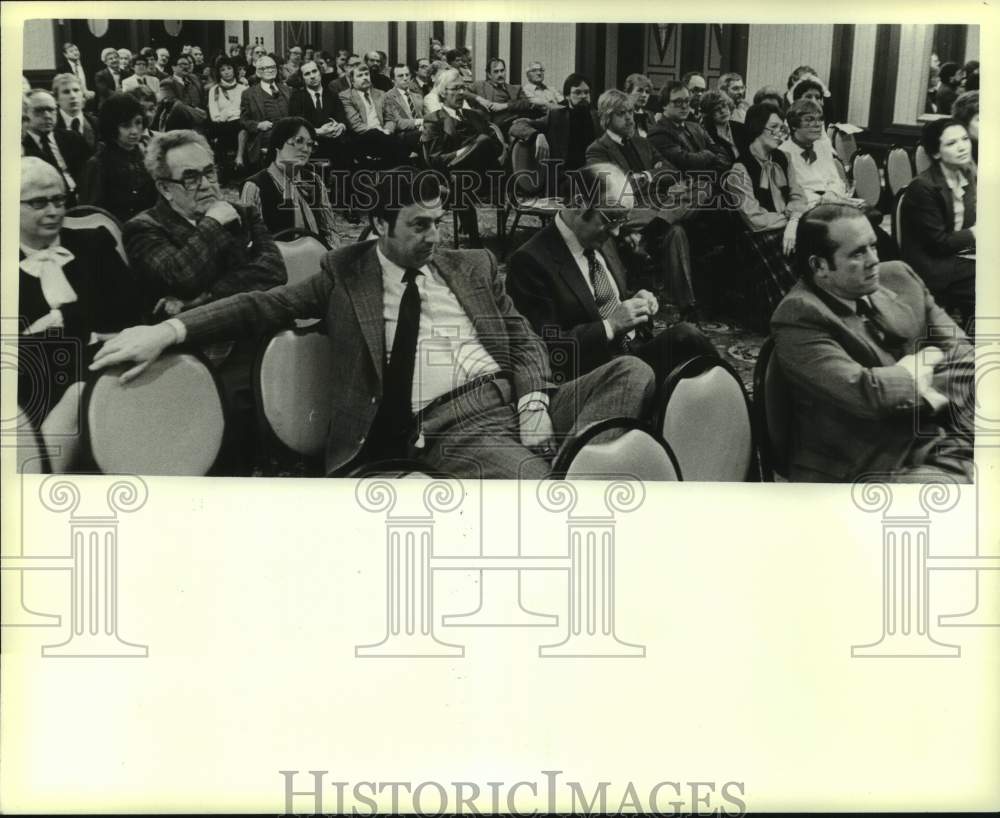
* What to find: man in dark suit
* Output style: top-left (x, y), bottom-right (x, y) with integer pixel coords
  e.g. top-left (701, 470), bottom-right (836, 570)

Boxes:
top-left (381, 64), bottom-right (424, 154)
top-left (55, 42), bottom-right (95, 103)
top-left (94, 169), bottom-right (655, 479)
top-left (648, 81), bottom-right (732, 175)
top-left (52, 73), bottom-right (98, 155)
top-left (363, 51), bottom-right (393, 92)
top-left (509, 72), bottom-right (599, 195)
top-left (586, 89), bottom-right (701, 321)
top-left (93, 48), bottom-right (124, 107)
top-left (151, 48), bottom-right (172, 81)
top-left (239, 55), bottom-right (291, 168)
top-left (169, 54), bottom-right (204, 112)
top-left (151, 78), bottom-right (204, 133)
top-left (507, 163), bottom-right (717, 386)
top-left (22, 90), bottom-right (90, 207)
top-left (772, 203), bottom-right (972, 482)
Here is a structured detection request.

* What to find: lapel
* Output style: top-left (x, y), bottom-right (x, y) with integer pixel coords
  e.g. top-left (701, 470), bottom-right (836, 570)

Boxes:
top-left (809, 281), bottom-right (914, 363)
top-left (341, 243), bottom-right (386, 380)
top-left (928, 163), bottom-right (956, 232)
top-left (600, 133), bottom-right (629, 171)
top-left (543, 221), bottom-right (603, 320)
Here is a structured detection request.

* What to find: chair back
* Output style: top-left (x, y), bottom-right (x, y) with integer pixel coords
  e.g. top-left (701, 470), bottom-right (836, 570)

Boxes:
top-left (893, 187), bottom-right (907, 246)
top-left (84, 352), bottom-right (225, 475)
top-left (255, 327), bottom-right (335, 461)
top-left (832, 129), bottom-right (858, 167)
top-left (886, 146), bottom-right (913, 196)
top-left (752, 338), bottom-right (792, 480)
top-left (914, 144), bottom-right (932, 174)
top-left (552, 418), bottom-right (681, 481)
top-left (852, 152), bottom-right (882, 207)
top-left (657, 356), bottom-right (754, 482)
top-left (274, 230), bottom-right (329, 287)
top-left (14, 407), bottom-right (50, 474)
top-left (63, 205), bottom-right (127, 263)
top-left (510, 140), bottom-right (542, 199)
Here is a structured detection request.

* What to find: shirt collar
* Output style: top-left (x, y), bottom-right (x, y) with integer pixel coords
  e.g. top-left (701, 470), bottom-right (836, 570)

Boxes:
top-left (554, 211), bottom-right (587, 261)
top-left (941, 165), bottom-right (968, 193)
top-left (606, 130), bottom-right (624, 145)
top-left (376, 245), bottom-right (431, 283)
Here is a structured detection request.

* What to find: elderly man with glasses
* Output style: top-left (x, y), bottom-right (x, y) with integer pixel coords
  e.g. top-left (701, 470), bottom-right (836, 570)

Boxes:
top-left (240, 54), bottom-right (291, 168)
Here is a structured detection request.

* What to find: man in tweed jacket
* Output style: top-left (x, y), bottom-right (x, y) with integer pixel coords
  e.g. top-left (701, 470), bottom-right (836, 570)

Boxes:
top-left (95, 170), bottom-right (654, 478)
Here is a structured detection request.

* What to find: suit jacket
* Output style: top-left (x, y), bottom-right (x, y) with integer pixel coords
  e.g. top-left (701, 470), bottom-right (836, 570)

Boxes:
top-left (21, 129), bottom-right (91, 187)
top-left (121, 74), bottom-right (160, 95)
top-left (421, 107), bottom-right (498, 168)
top-left (123, 198), bottom-right (287, 306)
top-left (339, 87), bottom-right (386, 133)
top-left (585, 131), bottom-right (664, 173)
top-left (508, 218), bottom-right (632, 381)
top-left (56, 58), bottom-right (90, 92)
top-left (171, 74), bottom-right (204, 110)
top-left (175, 241), bottom-right (551, 474)
top-left (900, 163), bottom-right (977, 295)
top-left (647, 117), bottom-right (732, 173)
top-left (55, 109), bottom-right (98, 154)
top-left (288, 86), bottom-right (349, 129)
top-left (771, 261), bottom-right (967, 482)
top-left (152, 99), bottom-right (204, 133)
top-left (93, 67), bottom-right (124, 103)
top-left (240, 82), bottom-right (292, 164)
top-left (382, 87), bottom-right (424, 130)
top-left (510, 105), bottom-right (600, 164)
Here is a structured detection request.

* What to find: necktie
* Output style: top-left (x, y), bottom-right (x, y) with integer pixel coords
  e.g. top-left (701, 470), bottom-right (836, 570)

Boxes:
top-left (71, 117), bottom-right (81, 133)
top-left (20, 246), bottom-right (78, 309)
top-left (313, 91), bottom-right (321, 109)
top-left (139, 77), bottom-right (147, 86)
top-left (364, 91), bottom-right (373, 109)
top-left (801, 147), bottom-right (817, 164)
top-left (536, 82), bottom-right (546, 90)
top-left (383, 268), bottom-right (423, 428)
top-left (584, 249), bottom-right (630, 352)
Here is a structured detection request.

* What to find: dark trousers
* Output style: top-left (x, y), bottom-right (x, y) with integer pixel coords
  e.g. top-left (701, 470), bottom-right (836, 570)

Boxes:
top-left (631, 322), bottom-right (719, 386)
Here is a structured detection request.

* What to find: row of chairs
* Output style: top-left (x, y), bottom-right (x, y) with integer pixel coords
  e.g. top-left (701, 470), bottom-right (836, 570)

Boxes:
top-left (848, 143), bottom-right (930, 211)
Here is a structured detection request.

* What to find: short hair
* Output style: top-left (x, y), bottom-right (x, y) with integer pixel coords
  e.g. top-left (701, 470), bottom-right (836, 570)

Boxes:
top-left (213, 55), bottom-right (236, 82)
top-left (938, 62), bottom-right (960, 85)
top-left (962, 60), bottom-right (979, 90)
top-left (718, 72), bottom-right (744, 92)
top-left (597, 89), bottom-right (633, 131)
top-left (159, 77), bottom-right (181, 96)
top-left (139, 46), bottom-right (155, 60)
top-left (347, 63), bottom-right (370, 83)
top-left (743, 101), bottom-right (783, 142)
top-left (700, 89), bottom-right (733, 118)
top-left (265, 116), bottom-right (316, 164)
top-left (97, 92), bottom-right (145, 143)
top-left (920, 117), bottom-right (966, 158)
top-left (562, 72), bottom-right (590, 98)
top-left (486, 56), bottom-right (505, 73)
top-left (128, 84), bottom-right (157, 106)
top-left (132, 53), bottom-right (148, 67)
top-left (62, 42), bottom-right (77, 53)
top-left (753, 85), bottom-right (787, 114)
top-left (786, 98), bottom-right (823, 130)
top-left (22, 155), bottom-right (66, 193)
top-left (624, 73), bottom-right (653, 93)
top-left (791, 77), bottom-right (825, 101)
top-left (445, 48), bottom-right (462, 65)
top-left (681, 70), bottom-right (705, 87)
top-left (144, 129), bottom-right (213, 182)
top-left (51, 72), bottom-right (82, 96)
top-left (951, 91), bottom-right (979, 128)
top-left (787, 65), bottom-right (818, 89)
top-left (316, 50), bottom-right (333, 63)
top-left (659, 80), bottom-right (688, 107)
top-left (794, 203), bottom-right (869, 282)
top-left (371, 166), bottom-right (447, 231)
top-left (390, 63), bottom-right (410, 80)
top-left (172, 54), bottom-right (192, 69)
top-left (23, 88), bottom-right (55, 107)
top-left (100, 47), bottom-right (118, 62)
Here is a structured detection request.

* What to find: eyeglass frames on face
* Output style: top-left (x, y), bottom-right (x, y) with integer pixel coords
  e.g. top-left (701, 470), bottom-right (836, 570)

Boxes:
top-left (595, 209), bottom-right (630, 229)
top-left (158, 163), bottom-right (218, 192)
top-left (765, 125), bottom-right (789, 137)
top-left (21, 195), bottom-right (68, 210)
top-left (668, 96), bottom-right (691, 108)
top-left (285, 136), bottom-right (317, 151)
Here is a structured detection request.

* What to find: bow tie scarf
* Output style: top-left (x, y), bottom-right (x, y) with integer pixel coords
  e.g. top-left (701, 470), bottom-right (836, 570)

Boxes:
top-left (20, 247), bottom-right (78, 331)
top-left (801, 146), bottom-right (817, 164)
top-left (757, 157), bottom-right (788, 212)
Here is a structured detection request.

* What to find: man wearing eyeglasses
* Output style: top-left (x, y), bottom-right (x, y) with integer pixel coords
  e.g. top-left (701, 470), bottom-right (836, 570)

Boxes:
top-left (21, 89), bottom-right (90, 208)
top-left (647, 81), bottom-right (732, 175)
top-left (508, 163), bottom-right (717, 386)
top-left (123, 130), bottom-right (285, 317)
top-left (240, 55), bottom-right (291, 168)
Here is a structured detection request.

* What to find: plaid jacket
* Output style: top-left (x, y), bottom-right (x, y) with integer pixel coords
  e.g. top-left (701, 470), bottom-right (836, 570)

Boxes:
top-left (123, 198), bottom-right (286, 303)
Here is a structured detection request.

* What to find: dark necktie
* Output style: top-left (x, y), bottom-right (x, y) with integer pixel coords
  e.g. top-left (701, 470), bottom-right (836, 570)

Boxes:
top-left (801, 146), bottom-right (817, 164)
top-left (70, 117), bottom-right (81, 133)
top-left (584, 249), bottom-right (631, 352)
top-left (402, 91), bottom-right (413, 117)
top-left (383, 268), bottom-right (423, 430)
top-left (313, 90), bottom-right (322, 109)
top-left (39, 134), bottom-right (57, 165)
top-left (139, 77), bottom-right (147, 86)
top-left (620, 137), bottom-right (645, 174)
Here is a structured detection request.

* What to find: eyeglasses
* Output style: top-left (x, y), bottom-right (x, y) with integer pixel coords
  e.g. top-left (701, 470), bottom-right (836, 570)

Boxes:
top-left (158, 163), bottom-right (218, 192)
top-left (798, 115), bottom-right (824, 126)
top-left (668, 97), bottom-right (691, 108)
top-left (285, 135), bottom-right (317, 151)
top-left (595, 208), bottom-right (630, 229)
top-left (257, 64), bottom-right (278, 72)
top-left (21, 195), bottom-right (68, 210)
top-left (764, 124), bottom-right (789, 137)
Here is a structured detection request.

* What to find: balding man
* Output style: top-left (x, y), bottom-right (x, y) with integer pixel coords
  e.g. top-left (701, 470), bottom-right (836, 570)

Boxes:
top-left (22, 90), bottom-right (90, 207)
top-left (520, 61), bottom-right (563, 108)
top-left (239, 55), bottom-right (291, 167)
top-left (508, 163), bottom-right (716, 386)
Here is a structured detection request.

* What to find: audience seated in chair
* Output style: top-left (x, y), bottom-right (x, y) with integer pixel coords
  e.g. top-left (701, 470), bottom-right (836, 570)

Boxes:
top-left (519, 61), bottom-right (564, 109)
top-left (381, 63), bottom-right (426, 155)
top-left (205, 55), bottom-right (248, 178)
top-left (152, 78), bottom-right (205, 133)
top-left (719, 72), bottom-right (750, 123)
top-left (771, 203), bottom-right (972, 483)
top-left (647, 80), bottom-right (732, 176)
top-left (288, 58), bottom-right (353, 193)
top-left (339, 63), bottom-right (409, 169)
top-left (52, 73), bottom-right (98, 154)
top-left (18, 158), bottom-right (141, 472)
top-left (699, 90), bottom-right (747, 163)
top-left (22, 89), bottom-right (90, 209)
top-left (624, 73), bottom-right (655, 137)
top-left (239, 54), bottom-right (291, 169)
top-left (468, 57), bottom-right (543, 134)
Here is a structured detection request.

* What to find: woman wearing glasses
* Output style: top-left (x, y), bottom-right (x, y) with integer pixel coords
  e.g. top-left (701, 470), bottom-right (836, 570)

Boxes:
top-left (19, 158), bottom-right (140, 470)
top-left (240, 116), bottom-right (339, 248)
top-left (78, 92), bottom-right (158, 222)
top-left (699, 89), bottom-right (747, 162)
top-left (723, 102), bottom-right (802, 328)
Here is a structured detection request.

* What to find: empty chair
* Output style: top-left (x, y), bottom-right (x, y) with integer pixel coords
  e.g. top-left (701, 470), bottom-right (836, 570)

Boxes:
top-left (885, 146), bottom-right (913, 196)
top-left (255, 326), bottom-right (335, 472)
top-left (851, 152), bottom-right (882, 208)
top-left (506, 140), bottom-right (563, 251)
top-left (751, 338), bottom-right (792, 481)
top-left (831, 128), bottom-right (858, 168)
top-left (914, 144), bottom-right (932, 174)
top-left (552, 418), bottom-right (682, 481)
top-left (657, 356), bottom-right (754, 482)
top-left (62, 205), bottom-right (127, 263)
top-left (84, 352), bottom-right (226, 475)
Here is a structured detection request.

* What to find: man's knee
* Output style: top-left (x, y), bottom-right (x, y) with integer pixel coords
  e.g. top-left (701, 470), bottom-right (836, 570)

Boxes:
top-left (667, 321), bottom-right (718, 355)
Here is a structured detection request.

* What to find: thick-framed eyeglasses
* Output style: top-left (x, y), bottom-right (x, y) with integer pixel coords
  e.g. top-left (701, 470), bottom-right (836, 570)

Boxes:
top-left (798, 115), bottom-right (825, 126)
top-left (285, 135), bottom-right (317, 151)
top-left (21, 195), bottom-right (68, 210)
top-left (765, 124), bottom-right (790, 137)
top-left (158, 163), bottom-right (218, 192)
top-left (668, 97), bottom-right (691, 108)
top-left (595, 208), bottom-right (630, 229)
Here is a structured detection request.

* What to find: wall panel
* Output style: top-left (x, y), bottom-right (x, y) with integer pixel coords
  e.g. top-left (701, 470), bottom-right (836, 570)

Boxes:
top-left (352, 22), bottom-right (388, 59)
top-left (23, 19), bottom-right (55, 70)
top-left (520, 23), bottom-right (575, 96)
top-left (848, 24), bottom-right (877, 127)
top-left (745, 24), bottom-right (834, 94)
top-left (893, 24), bottom-right (933, 125)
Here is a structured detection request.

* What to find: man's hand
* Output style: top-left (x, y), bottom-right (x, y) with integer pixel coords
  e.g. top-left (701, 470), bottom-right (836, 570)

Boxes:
top-left (257, 120), bottom-right (273, 131)
top-left (518, 404), bottom-right (555, 453)
top-left (383, 121), bottom-right (397, 134)
top-left (204, 200), bottom-right (240, 226)
top-left (783, 220), bottom-right (798, 255)
top-left (534, 133), bottom-right (550, 162)
top-left (633, 289), bottom-right (659, 316)
top-left (90, 324), bottom-right (179, 384)
top-left (607, 296), bottom-right (653, 335)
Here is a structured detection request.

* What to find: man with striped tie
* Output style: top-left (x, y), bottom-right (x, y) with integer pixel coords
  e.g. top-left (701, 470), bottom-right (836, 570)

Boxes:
top-left (122, 54), bottom-right (161, 96)
top-left (507, 163), bottom-right (716, 387)
top-left (21, 90), bottom-right (90, 208)
top-left (52, 73), bottom-right (98, 155)
top-left (55, 42), bottom-right (95, 103)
